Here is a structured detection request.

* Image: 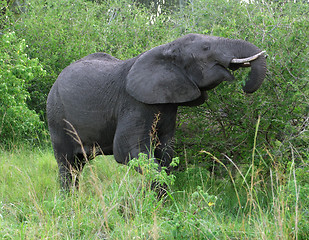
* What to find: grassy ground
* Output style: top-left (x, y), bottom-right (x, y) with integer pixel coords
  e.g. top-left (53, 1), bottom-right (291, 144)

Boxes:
top-left (0, 146), bottom-right (307, 239)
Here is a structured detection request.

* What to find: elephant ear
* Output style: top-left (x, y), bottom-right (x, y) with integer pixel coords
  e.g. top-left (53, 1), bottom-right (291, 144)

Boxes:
top-left (126, 45), bottom-right (201, 104)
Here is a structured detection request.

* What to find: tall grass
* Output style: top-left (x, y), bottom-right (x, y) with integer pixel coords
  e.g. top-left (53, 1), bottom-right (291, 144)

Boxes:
top-left (0, 139), bottom-right (306, 239)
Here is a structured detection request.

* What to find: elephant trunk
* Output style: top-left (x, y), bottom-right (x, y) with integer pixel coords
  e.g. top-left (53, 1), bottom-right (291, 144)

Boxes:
top-left (227, 40), bottom-right (267, 93)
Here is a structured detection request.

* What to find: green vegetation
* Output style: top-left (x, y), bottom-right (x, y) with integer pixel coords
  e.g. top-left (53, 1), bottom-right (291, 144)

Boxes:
top-left (0, 145), bottom-right (307, 239)
top-left (0, 31), bottom-right (45, 145)
top-left (0, 0), bottom-right (308, 239)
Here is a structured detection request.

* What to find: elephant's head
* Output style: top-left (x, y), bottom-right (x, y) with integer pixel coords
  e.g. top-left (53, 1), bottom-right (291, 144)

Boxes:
top-left (126, 34), bottom-right (267, 104)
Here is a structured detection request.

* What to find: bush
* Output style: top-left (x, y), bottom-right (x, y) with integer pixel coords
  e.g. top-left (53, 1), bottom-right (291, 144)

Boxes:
top-left (0, 31), bottom-right (46, 145)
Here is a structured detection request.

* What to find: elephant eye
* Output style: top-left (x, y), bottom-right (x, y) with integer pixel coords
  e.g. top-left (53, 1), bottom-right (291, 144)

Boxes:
top-left (203, 45), bottom-right (210, 51)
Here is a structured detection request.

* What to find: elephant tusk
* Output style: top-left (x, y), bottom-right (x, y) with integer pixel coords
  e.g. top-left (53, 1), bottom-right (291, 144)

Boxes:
top-left (231, 51), bottom-right (266, 64)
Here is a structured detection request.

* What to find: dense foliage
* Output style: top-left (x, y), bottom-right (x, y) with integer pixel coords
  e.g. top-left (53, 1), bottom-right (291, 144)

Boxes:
top-left (0, 31), bottom-right (45, 144)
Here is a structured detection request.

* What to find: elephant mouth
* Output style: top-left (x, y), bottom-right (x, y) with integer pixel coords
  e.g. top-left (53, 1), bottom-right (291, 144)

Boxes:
top-left (199, 50), bottom-right (266, 89)
top-left (227, 50), bottom-right (267, 93)
top-left (229, 62), bottom-right (251, 70)
top-left (227, 51), bottom-right (266, 71)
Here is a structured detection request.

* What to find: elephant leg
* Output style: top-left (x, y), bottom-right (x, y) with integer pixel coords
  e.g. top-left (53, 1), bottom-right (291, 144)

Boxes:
top-left (155, 109), bottom-right (177, 171)
top-left (154, 136), bottom-right (174, 172)
top-left (50, 128), bottom-right (86, 191)
top-left (54, 147), bottom-right (75, 191)
top-left (151, 110), bottom-right (177, 198)
top-left (150, 132), bottom-right (175, 198)
top-left (56, 150), bottom-right (87, 191)
top-left (113, 128), bottom-right (150, 165)
top-left (70, 153), bottom-right (87, 190)
top-left (113, 130), bottom-right (167, 198)
top-left (113, 110), bottom-right (176, 198)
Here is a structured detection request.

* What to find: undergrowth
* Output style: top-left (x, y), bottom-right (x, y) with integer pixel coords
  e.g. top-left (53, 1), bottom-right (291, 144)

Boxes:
top-left (0, 142), bottom-right (307, 239)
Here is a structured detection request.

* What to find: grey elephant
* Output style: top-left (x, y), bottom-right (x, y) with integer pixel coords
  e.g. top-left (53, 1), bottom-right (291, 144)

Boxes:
top-left (47, 33), bottom-right (267, 191)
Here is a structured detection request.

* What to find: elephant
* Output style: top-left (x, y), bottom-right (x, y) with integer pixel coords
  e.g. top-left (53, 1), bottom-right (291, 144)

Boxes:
top-left (47, 33), bottom-right (267, 192)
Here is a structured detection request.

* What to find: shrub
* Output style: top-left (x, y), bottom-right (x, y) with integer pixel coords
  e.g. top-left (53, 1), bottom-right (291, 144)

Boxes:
top-left (0, 31), bottom-right (46, 145)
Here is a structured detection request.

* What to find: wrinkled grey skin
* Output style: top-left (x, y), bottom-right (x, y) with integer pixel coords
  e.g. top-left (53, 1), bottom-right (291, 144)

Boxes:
top-left (47, 34), bottom-right (267, 191)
